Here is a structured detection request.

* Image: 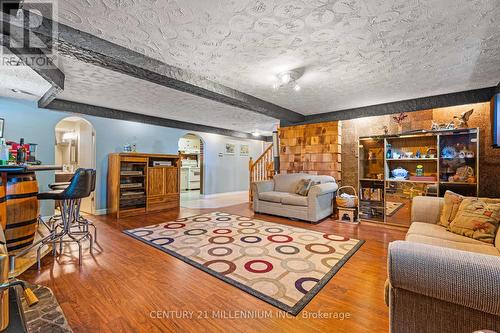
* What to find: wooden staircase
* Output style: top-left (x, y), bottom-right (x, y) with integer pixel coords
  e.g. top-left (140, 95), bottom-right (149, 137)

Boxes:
top-left (249, 144), bottom-right (274, 202)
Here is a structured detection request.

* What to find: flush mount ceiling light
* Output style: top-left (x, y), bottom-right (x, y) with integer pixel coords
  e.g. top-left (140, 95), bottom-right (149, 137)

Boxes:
top-left (273, 70), bottom-right (303, 92)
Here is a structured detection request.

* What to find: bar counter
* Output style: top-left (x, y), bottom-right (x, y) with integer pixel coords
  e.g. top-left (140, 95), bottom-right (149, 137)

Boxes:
top-left (0, 165), bottom-right (62, 253)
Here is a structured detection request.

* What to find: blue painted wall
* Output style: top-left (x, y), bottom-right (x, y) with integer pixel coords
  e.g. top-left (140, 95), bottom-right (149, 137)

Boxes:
top-left (0, 97), bottom-right (264, 215)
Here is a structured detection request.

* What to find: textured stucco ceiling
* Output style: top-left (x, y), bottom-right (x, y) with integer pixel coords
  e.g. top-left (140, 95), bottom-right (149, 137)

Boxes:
top-left (0, 47), bottom-right (52, 101)
top-left (54, 0), bottom-right (500, 115)
top-left (56, 56), bottom-right (279, 135)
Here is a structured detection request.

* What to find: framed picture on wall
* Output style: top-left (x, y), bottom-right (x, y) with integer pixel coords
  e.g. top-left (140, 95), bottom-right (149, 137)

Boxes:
top-left (225, 143), bottom-right (235, 155)
top-left (0, 118), bottom-right (4, 138)
top-left (239, 144), bottom-right (249, 156)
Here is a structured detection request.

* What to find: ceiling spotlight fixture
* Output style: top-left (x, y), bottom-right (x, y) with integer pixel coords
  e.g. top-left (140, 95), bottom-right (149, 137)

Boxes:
top-left (273, 70), bottom-right (303, 92)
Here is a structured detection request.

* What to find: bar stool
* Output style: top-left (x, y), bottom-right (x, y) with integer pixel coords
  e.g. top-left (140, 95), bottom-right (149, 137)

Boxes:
top-left (36, 168), bottom-right (94, 269)
top-left (48, 169), bottom-right (97, 242)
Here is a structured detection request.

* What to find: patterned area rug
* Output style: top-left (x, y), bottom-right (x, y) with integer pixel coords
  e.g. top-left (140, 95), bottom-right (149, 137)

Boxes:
top-left (124, 212), bottom-right (364, 315)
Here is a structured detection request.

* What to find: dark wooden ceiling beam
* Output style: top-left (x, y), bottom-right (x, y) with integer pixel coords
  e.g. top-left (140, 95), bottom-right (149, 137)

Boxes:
top-left (0, 9), bottom-right (64, 107)
top-left (45, 99), bottom-right (270, 141)
top-left (27, 15), bottom-right (304, 123)
top-left (281, 86), bottom-right (498, 126)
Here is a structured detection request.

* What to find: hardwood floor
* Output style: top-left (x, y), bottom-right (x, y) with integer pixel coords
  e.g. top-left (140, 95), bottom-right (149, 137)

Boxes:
top-left (20, 204), bottom-right (406, 333)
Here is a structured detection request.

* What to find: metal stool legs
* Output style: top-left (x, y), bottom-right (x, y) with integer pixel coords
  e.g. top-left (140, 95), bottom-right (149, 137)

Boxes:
top-left (36, 198), bottom-right (93, 270)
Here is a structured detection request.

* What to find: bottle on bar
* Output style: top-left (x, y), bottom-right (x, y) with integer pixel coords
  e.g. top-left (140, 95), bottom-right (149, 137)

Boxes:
top-left (16, 138), bottom-right (26, 164)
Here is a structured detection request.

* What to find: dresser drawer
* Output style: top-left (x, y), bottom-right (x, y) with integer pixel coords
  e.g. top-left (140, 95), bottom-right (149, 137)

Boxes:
top-left (148, 195), bottom-right (179, 211)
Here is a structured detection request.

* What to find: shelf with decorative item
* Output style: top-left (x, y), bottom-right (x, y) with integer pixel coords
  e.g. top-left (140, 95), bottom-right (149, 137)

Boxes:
top-left (386, 158), bottom-right (437, 161)
top-left (386, 179), bottom-right (438, 184)
top-left (440, 181), bottom-right (477, 185)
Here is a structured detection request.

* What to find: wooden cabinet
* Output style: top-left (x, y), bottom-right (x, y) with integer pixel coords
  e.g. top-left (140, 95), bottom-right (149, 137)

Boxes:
top-left (147, 167), bottom-right (179, 212)
top-left (108, 153), bottom-right (180, 218)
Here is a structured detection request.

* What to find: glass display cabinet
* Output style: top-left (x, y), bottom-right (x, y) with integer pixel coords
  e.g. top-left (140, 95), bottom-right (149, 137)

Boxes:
top-left (358, 128), bottom-right (479, 227)
top-left (358, 138), bottom-right (385, 222)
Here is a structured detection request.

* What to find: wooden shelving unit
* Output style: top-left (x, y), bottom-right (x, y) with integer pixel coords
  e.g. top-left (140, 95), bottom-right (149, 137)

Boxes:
top-left (358, 128), bottom-right (479, 227)
top-left (108, 153), bottom-right (180, 218)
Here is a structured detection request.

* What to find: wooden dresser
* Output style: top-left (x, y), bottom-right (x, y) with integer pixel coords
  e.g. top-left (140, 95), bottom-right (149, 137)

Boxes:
top-left (107, 153), bottom-right (180, 218)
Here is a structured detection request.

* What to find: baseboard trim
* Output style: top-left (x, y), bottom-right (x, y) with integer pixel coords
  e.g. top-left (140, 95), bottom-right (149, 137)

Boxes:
top-left (93, 209), bottom-right (108, 215)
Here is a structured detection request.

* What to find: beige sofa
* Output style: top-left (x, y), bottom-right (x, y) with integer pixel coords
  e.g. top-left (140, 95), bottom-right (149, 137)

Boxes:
top-left (387, 196), bottom-right (500, 333)
top-left (251, 173), bottom-right (338, 222)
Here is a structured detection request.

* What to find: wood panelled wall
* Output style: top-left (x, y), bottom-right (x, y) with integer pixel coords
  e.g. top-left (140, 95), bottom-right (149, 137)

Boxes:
top-left (279, 122), bottom-right (341, 180)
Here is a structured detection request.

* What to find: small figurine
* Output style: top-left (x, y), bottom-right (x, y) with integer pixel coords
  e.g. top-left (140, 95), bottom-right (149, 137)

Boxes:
top-left (380, 125), bottom-right (389, 135)
top-left (454, 109), bottom-right (473, 128)
top-left (415, 149), bottom-right (421, 158)
top-left (431, 121), bottom-right (455, 131)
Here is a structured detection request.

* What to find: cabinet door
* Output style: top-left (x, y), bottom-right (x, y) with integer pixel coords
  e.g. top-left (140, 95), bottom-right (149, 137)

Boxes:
top-left (148, 168), bottom-right (165, 196)
top-left (165, 168), bottom-right (179, 194)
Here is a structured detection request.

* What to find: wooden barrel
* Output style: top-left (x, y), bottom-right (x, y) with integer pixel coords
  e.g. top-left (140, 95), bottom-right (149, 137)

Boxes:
top-left (5, 172), bottom-right (39, 253)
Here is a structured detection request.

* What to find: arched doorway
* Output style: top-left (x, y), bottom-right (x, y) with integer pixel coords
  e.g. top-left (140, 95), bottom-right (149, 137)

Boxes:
top-left (54, 117), bottom-right (96, 214)
top-left (178, 133), bottom-right (204, 203)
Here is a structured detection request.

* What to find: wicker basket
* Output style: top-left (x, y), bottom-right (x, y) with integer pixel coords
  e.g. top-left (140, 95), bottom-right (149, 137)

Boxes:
top-left (336, 186), bottom-right (358, 208)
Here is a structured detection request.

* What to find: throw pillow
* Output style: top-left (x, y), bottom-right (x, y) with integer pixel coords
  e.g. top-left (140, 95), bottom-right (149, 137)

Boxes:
top-left (438, 191), bottom-right (464, 228)
top-left (448, 198), bottom-right (500, 244)
top-left (295, 179), bottom-right (312, 196)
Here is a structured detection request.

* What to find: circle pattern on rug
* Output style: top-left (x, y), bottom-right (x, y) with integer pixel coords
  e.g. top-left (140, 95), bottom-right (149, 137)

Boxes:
top-left (267, 234), bottom-right (293, 243)
top-left (216, 216), bottom-right (231, 221)
top-left (245, 260), bottom-right (274, 273)
top-left (208, 246), bottom-right (233, 257)
top-left (164, 223), bottom-right (186, 229)
top-left (203, 260), bottom-right (237, 275)
top-left (193, 217), bottom-right (211, 222)
top-left (175, 217), bottom-right (188, 222)
top-left (321, 257), bottom-right (339, 269)
top-left (238, 221), bottom-right (255, 227)
top-left (305, 243), bottom-right (336, 254)
top-left (238, 227), bottom-right (259, 234)
top-left (130, 230), bottom-right (153, 237)
top-left (216, 212), bottom-right (231, 216)
top-left (265, 227), bottom-right (283, 233)
top-left (275, 245), bottom-right (300, 255)
top-left (208, 236), bottom-right (234, 244)
top-left (295, 277), bottom-right (320, 294)
top-left (240, 236), bottom-right (262, 243)
top-left (323, 234), bottom-right (350, 241)
top-left (247, 278), bottom-right (286, 298)
top-left (240, 246), bottom-right (269, 257)
top-left (213, 228), bottom-right (232, 234)
top-left (298, 234), bottom-right (319, 241)
top-left (281, 258), bottom-right (315, 273)
top-left (159, 229), bottom-right (179, 237)
top-left (184, 229), bottom-right (207, 236)
top-left (180, 236), bottom-right (203, 245)
top-left (150, 237), bottom-right (174, 246)
top-left (236, 216), bottom-right (252, 221)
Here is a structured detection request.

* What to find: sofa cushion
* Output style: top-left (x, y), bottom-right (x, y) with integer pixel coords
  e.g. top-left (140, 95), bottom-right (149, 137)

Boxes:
top-left (439, 190), bottom-right (464, 227)
top-left (406, 234), bottom-right (500, 256)
top-left (281, 194), bottom-right (308, 207)
top-left (448, 198), bottom-right (500, 244)
top-left (408, 222), bottom-right (486, 245)
top-left (274, 173), bottom-right (310, 193)
top-left (258, 191), bottom-right (289, 203)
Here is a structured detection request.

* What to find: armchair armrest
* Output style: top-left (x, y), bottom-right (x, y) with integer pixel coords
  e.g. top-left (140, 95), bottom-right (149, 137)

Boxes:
top-left (251, 180), bottom-right (274, 195)
top-left (388, 241), bottom-right (500, 316)
top-left (308, 182), bottom-right (338, 198)
top-left (411, 196), bottom-right (443, 224)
